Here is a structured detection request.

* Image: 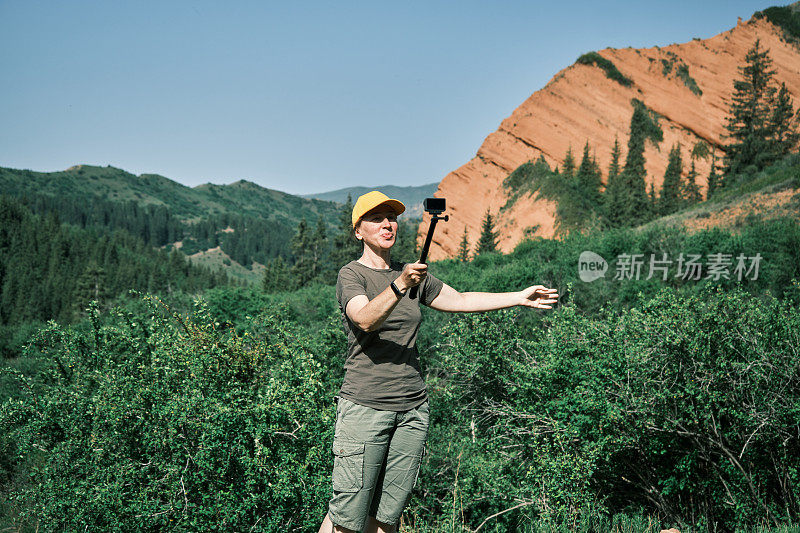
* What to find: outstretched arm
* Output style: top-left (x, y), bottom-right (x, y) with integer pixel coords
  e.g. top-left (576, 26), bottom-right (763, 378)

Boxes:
top-left (428, 283), bottom-right (558, 313)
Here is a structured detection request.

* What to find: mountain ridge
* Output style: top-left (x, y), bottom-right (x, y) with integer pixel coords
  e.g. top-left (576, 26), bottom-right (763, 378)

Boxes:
top-left (303, 183), bottom-right (439, 218)
top-left (421, 6), bottom-right (800, 259)
top-left (0, 164), bottom-right (341, 224)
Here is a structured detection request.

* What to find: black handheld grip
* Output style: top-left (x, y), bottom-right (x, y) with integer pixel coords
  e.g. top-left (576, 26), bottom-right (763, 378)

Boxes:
top-left (409, 215), bottom-right (446, 300)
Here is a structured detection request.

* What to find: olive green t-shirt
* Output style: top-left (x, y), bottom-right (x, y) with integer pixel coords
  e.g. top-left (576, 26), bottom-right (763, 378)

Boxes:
top-left (335, 260), bottom-right (444, 412)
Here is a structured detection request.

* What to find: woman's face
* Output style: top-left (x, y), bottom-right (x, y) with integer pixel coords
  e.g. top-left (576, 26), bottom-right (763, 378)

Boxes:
top-left (355, 207), bottom-right (398, 251)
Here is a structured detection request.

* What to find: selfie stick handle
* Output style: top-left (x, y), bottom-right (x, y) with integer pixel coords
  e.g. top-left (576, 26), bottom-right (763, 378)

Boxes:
top-left (409, 214), bottom-right (448, 300)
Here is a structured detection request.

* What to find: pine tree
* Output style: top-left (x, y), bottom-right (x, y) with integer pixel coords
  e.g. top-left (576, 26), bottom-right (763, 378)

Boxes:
top-left (457, 226), bottom-right (471, 262)
top-left (290, 219), bottom-right (316, 288)
top-left (475, 209), bottom-right (498, 255)
top-left (576, 141), bottom-right (603, 208)
top-left (561, 146), bottom-right (576, 179)
top-left (608, 137), bottom-right (622, 183)
top-left (607, 103), bottom-right (662, 227)
top-left (705, 147), bottom-right (720, 200)
top-left (648, 182), bottom-right (657, 212)
top-left (706, 161), bottom-right (719, 200)
top-left (683, 160), bottom-right (702, 206)
top-left (659, 144), bottom-right (684, 216)
top-left (555, 142), bottom-right (604, 235)
top-left (770, 82), bottom-right (799, 157)
top-left (603, 137), bottom-right (625, 227)
top-left (329, 195), bottom-right (362, 270)
top-left (73, 262), bottom-right (109, 318)
top-left (262, 256), bottom-right (294, 293)
top-left (310, 216), bottom-right (329, 282)
top-left (723, 39), bottom-right (796, 177)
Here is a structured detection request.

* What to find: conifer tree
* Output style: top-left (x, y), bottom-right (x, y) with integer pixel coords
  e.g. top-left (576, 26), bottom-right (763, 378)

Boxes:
top-left (290, 219), bottom-right (316, 287)
top-left (310, 216), bottom-right (329, 282)
top-left (561, 146), bottom-right (576, 179)
top-left (607, 103), bottom-right (662, 227)
top-left (73, 263), bottom-right (110, 318)
top-left (555, 142), bottom-right (605, 235)
top-left (608, 137), bottom-right (622, 182)
top-left (659, 144), bottom-right (683, 216)
top-left (723, 39), bottom-right (797, 177)
top-left (576, 141), bottom-right (603, 208)
top-left (648, 182), bottom-right (657, 212)
top-left (475, 209), bottom-right (498, 255)
top-left (691, 141), bottom-right (711, 161)
top-left (329, 195), bottom-right (362, 270)
top-left (603, 137), bottom-right (624, 227)
top-left (706, 155), bottom-right (720, 200)
top-left (457, 226), bottom-right (471, 262)
top-left (262, 256), bottom-right (294, 293)
top-left (683, 160), bottom-right (702, 206)
top-left (770, 82), bottom-right (799, 157)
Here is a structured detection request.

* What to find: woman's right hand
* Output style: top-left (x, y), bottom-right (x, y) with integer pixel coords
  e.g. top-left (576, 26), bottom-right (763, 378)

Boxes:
top-left (396, 262), bottom-right (428, 291)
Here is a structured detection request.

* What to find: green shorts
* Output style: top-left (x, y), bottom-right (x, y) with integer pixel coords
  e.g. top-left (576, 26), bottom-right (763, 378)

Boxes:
top-left (327, 396), bottom-right (429, 531)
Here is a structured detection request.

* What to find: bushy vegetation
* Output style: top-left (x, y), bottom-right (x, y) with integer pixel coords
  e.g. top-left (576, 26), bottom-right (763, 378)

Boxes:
top-left (575, 52), bottom-right (633, 88)
top-left (3, 217), bottom-right (800, 531)
top-left (676, 63), bottom-right (703, 96)
top-left (755, 5), bottom-right (800, 43)
top-left (418, 287), bottom-right (800, 530)
top-left (660, 52), bottom-right (702, 96)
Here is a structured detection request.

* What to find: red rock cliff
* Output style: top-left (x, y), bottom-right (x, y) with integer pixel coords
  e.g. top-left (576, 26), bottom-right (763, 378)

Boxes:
top-left (419, 13), bottom-right (800, 260)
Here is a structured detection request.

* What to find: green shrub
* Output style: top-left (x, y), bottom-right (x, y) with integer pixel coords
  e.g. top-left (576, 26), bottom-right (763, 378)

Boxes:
top-left (676, 63), bottom-right (703, 96)
top-left (576, 52), bottom-right (633, 88)
top-left (0, 297), bottom-right (341, 531)
top-left (416, 287), bottom-right (800, 530)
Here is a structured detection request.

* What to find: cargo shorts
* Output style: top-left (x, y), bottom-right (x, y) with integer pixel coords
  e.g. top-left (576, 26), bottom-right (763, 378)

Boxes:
top-left (327, 396), bottom-right (429, 532)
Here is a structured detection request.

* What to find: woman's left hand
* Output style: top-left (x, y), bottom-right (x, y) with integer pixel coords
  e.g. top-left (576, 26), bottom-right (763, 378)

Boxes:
top-left (517, 285), bottom-right (559, 309)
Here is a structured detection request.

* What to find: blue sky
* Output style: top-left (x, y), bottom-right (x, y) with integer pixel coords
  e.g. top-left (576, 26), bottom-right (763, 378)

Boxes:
top-left (0, 1), bottom-right (780, 195)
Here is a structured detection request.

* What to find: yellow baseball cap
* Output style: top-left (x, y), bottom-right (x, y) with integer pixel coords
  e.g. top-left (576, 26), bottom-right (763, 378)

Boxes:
top-left (352, 191), bottom-right (406, 228)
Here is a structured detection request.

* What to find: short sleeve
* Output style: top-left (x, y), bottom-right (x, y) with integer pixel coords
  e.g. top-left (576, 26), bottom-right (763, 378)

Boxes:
top-left (336, 264), bottom-right (367, 312)
top-left (419, 272), bottom-right (444, 307)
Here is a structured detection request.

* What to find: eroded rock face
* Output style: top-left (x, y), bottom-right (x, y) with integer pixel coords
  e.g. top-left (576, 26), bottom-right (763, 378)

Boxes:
top-left (419, 15), bottom-right (800, 260)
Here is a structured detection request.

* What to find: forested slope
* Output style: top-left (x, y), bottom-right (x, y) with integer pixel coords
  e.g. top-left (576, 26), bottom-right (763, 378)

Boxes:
top-left (0, 165), bottom-right (341, 268)
top-left (0, 197), bottom-right (231, 357)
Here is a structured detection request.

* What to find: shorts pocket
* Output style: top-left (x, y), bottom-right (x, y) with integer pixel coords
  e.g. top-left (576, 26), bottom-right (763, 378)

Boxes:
top-left (412, 444), bottom-right (425, 489)
top-left (332, 438), bottom-right (365, 493)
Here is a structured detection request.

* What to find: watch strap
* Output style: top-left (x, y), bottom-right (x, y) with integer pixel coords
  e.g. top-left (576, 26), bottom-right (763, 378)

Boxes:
top-left (390, 280), bottom-right (405, 298)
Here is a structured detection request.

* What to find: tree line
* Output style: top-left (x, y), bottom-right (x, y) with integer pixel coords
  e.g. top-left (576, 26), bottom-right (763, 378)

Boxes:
top-left (0, 197), bottom-right (231, 357)
top-left (16, 192), bottom-right (298, 268)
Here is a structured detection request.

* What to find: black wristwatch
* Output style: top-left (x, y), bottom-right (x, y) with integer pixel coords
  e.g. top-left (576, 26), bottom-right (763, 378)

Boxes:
top-left (390, 281), bottom-right (405, 298)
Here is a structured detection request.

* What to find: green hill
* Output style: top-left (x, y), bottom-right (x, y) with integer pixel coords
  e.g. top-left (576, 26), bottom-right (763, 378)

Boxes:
top-left (0, 164), bottom-right (343, 271)
top-left (303, 182), bottom-right (438, 219)
top-left (0, 164), bottom-right (340, 223)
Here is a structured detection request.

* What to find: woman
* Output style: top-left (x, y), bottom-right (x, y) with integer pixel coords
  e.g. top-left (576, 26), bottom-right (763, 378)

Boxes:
top-left (319, 191), bottom-right (558, 533)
